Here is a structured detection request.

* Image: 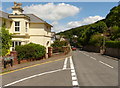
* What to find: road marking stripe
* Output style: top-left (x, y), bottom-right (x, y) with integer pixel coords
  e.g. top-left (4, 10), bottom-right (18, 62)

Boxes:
top-left (99, 61), bottom-right (114, 68)
top-left (72, 76), bottom-right (77, 80)
top-left (90, 57), bottom-right (97, 60)
top-left (71, 69), bottom-right (75, 73)
top-left (63, 58), bottom-right (68, 70)
top-left (70, 56), bottom-right (79, 87)
top-left (0, 58), bottom-right (65, 76)
top-left (72, 81), bottom-right (79, 86)
top-left (3, 69), bottom-right (64, 87)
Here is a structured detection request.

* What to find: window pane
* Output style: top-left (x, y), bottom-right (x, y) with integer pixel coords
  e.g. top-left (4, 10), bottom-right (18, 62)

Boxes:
top-left (15, 27), bottom-right (19, 31)
top-left (15, 41), bottom-right (18, 46)
top-left (26, 22), bottom-right (27, 32)
top-left (12, 42), bottom-right (14, 47)
top-left (15, 22), bottom-right (19, 26)
top-left (19, 42), bottom-right (21, 45)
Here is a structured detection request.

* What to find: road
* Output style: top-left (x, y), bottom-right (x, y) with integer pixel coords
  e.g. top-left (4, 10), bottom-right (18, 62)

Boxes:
top-left (1, 50), bottom-right (118, 88)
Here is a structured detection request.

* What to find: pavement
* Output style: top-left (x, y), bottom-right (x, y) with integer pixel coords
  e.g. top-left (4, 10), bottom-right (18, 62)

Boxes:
top-left (1, 50), bottom-right (118, 88)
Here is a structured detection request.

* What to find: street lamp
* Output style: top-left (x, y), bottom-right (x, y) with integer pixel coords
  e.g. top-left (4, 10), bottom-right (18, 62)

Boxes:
top-left (101, 34), bottom-right (105, 54)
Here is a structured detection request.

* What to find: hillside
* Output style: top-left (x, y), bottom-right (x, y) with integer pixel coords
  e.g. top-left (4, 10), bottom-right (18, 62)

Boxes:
top-left (58, 4), bottom-right (120, 47)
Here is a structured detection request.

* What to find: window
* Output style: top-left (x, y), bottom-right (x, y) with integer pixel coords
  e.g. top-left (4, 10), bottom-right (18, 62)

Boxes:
top-left (25, 22), bottom-right (28, 32)
top-left (12, 41), bottom-right (21, 48)
top-left (15, 21), bottom-right (20, 32)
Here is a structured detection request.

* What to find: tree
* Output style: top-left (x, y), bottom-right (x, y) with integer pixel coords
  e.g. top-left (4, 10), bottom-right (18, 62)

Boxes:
top-left (109, 26), bottom-right (120, 40)
top-left (89, 33), bottom-right (104, 47)
top-left (105, 5), bottom-right (120, 27)
top-left (0, 26), bottom-right (12, 56)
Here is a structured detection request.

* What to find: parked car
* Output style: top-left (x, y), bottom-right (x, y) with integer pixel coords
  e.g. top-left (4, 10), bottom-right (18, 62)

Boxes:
top-left (71, 47), bottom-right (77, 51)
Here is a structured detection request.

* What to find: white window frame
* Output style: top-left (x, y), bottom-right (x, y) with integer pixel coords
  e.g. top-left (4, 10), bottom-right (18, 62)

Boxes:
top-left (12, 41), bottom-right (21, 48)
top-left (14, 21), bottom-right (20, 32)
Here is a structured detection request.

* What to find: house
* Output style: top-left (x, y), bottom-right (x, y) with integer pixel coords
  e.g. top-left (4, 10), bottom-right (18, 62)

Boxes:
top-left (0, 2), bottom-right (53, 56)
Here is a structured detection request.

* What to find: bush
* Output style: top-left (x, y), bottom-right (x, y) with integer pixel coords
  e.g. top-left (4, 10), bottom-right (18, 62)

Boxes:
top-left (51, 40), bottom-right (68, 47)
top-left (15, 43), bottom-right (46, 60)
top-left (105, 41), bottom-right (120, 48)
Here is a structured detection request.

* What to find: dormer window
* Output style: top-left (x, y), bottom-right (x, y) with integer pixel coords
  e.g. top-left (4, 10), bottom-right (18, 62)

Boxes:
top-left (15, 21), bottom-right (20, 32)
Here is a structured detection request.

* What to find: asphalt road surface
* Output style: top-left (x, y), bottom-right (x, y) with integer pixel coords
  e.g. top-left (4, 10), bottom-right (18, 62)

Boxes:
top-left (1, 50), bottom-right (118, 88)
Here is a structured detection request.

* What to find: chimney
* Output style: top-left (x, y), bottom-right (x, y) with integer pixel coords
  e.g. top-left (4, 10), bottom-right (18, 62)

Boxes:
top-left (12, 2), bottom-right (23, 15)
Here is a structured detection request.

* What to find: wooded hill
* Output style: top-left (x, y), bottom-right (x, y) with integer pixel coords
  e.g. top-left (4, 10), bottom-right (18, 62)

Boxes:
top-left (58, 4), bottom-right (120, 48)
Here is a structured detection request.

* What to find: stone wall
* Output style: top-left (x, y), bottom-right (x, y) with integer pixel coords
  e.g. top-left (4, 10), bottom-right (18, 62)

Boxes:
top-left (82, 45), bottom-right (100, 53)
top-left (105, 48), bottom-right (120, 59)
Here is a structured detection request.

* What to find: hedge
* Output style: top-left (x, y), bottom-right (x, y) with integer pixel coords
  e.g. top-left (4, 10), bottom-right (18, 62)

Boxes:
top-left (105, 41), bottom-right (120, 48)
top-left (15, 43), bottom-right (46, 60)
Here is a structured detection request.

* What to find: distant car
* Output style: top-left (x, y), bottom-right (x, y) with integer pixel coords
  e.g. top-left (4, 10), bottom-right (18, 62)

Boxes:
top-left (72, 47), bottom-right (77, 51)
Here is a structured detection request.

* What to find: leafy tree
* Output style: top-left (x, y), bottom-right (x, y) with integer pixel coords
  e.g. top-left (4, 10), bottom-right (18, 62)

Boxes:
top-left (109, 26), bottom-right (120, 40)
top-left (105, 5), bottom-right (120, 27)
top-left (89, 33), bottom-right (104, 47)
top-left (0, 26), bottom-right (12, 56)
top-left (51, 40), bottom-right (68, 47)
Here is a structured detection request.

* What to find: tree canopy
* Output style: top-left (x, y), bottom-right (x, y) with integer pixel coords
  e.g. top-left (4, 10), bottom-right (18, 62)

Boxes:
top-left (0, 26), bottom-right (12, 56)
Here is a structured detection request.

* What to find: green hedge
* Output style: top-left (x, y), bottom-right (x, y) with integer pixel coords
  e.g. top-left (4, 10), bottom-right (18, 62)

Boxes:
top-left (15, 43), bottom-right (46, 60)
top-left (105, 41), bottom-right (120, 48)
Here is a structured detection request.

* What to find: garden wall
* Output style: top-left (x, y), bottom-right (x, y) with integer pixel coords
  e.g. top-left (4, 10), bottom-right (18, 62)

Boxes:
top-left (82, 45), bottom-right (100, 53)
top-left (105, 48), bottom-right (120, 59)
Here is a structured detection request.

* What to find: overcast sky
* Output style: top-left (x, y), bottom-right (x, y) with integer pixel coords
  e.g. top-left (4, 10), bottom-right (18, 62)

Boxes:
top-left (2, 2), bottom-right (118, 32)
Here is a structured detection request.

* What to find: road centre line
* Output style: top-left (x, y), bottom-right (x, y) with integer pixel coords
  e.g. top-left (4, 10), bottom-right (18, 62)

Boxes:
top-left (99, 61), bottom-right (114, 68)
top-left (3, 69), bottom-right (67, 87)
top-left (90, 56), bottom-right (97, 60)
top-left (0, 58), bottom-right (66, 76)
top-left (70, 56), bottom-right (79, 87)
top-left (79, 51), bottom-right (114, 69)
top-left (63, 58), bottom-right (68, 70)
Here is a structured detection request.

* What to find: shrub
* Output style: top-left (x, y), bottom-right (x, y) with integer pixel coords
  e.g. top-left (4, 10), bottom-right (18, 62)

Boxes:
top-left (15, 43), bottom-right (46, 60)
top-left (105, 41), bottom-right (120, 48)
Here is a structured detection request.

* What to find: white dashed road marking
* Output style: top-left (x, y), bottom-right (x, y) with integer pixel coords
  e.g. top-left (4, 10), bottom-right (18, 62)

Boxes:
top-left (79, 51), bottom-right (114, 69)
top-left (90, 57), bottom-right (97, 60)
top-left (70, 56), bottom-right (79, 87)
top-left (99, 61), bottom-right (114, 68)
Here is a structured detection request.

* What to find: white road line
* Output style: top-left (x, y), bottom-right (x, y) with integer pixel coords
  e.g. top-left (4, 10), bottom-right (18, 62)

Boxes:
top-left (90, 57), bottom-right (97, 60)
top-left (72, 81), bottom-right (79, 86)
top-left (70, 56), bottom-right (79, 87)
top-left (63, 58), bottom-right (68, 70)
top-left (3, 69), bottom-right (64, 87)
top-left (99, 61), bottom-right (114, 68)
top-left (86, 54), bottom-right (89, 57)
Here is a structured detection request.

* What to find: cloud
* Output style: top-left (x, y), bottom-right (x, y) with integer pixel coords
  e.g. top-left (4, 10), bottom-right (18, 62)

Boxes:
top-left (23, 3), bottom-right (80, 21)
top-left (67, 16), bottom-right (104, 28)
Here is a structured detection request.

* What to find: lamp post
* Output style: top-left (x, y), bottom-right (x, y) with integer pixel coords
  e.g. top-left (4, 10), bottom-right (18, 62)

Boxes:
top-left (101, 34), bottom-right (105, 54)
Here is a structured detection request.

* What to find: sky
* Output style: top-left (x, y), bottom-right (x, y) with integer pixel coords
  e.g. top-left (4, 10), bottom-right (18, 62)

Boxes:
top-left (1, 2), bottom-right (119, 32)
